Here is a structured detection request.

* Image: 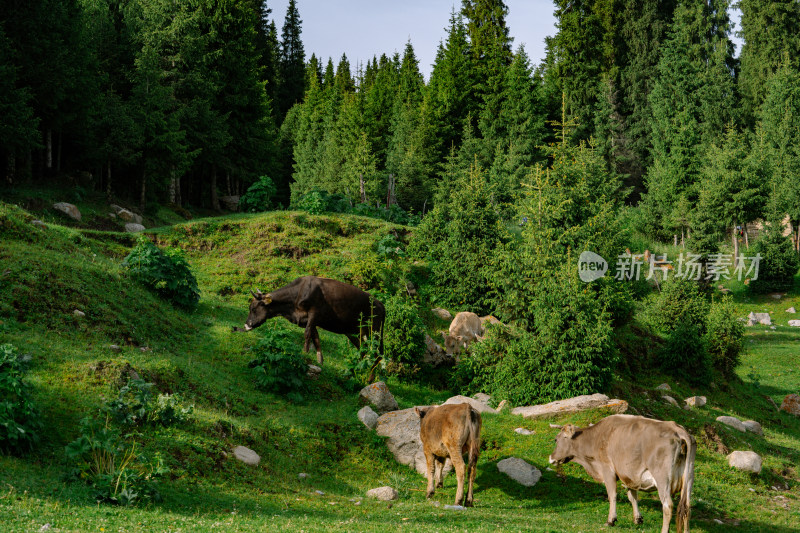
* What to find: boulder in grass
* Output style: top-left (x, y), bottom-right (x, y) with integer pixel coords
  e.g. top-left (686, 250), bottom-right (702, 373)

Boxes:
top-left (727, 451), bottom-right (761, 474)
top-left (780, 394), bottom-right (800, 416)
top-left (684, 396), bottom-right (707, 408)
top-left (359, 382), bottom-right (399, 414)
top-left (358, 405), bottom-right (379, 430)
top-left (747, 312), bottom-right (771, 326)
top-left (125, 223), bottom-right (145, 233)
top-left (376, 407), bottom-right (452, 476)
top-left (431, 308), bottom-right (452, 321)
top-left (716, 416), bottom-right (746, 432)
top-left (53, 202), bottom-right (81, 221)
top-left (741, 420), bottom-right (763, 436)
top-left (786, 307), bottom-right (796, 314)
top-left (662, 395), bottom-right (679, 407)
top-left (366, 486), bottom-right (398, 501)
top-left (656, 383), bottom-right (671, 391)
top-left (232, 445), bottom-right (260, 466)
top-left (788, 320), bottom-right (800, 327)
top-left (511, 393), bottom-right (628, 419)
top-left (497, 457), bottom-right (541, 487)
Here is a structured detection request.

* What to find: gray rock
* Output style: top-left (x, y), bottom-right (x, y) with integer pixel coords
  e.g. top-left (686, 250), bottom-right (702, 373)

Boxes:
top-left (31, 220), bottom-right (47, 229)
top-left (73, 309), bottom-right (85, 318)
top-left (358, 405), bottom-right (379, 430)
top-left (497, 457), bottom-right (542, 487)
top-left (788, 320), bottom-right (800, 327)
top-left (298, 473), bottom-right (308, 480)
top-left (747, 312), bottom-right (771, 326)
top-left (109, 344), bottom-right (122, 353)
top-left (232, 445), bottom-right (260, 466)
top-left (787, 307), bottom-right (796, 314)
top-left (307, 364), bottom-right (322, 379)
top-left (656, 383), bottom-right (671, 391)
top-left (717, 415), bottom-right (746, 432)
top-left (727, 451), bottom-right (762, 474)
top-left (423, 334), bottom-right (452, 366)
top-left (444, 505), bottom-right (466, 511)
top-left (116, 208), bottom-right (143, 224)
top-left (220, 195), bottom-right (240, 211)
top-left (376, 407), bottom-right (451, 476)
top-left (742, 420), bottom-right (763, 436)
top-left (359, 382), bottom-right (399, 414)
top-left (473, 392), bottom-right (492, 405)
top-left (685, 396), bottom-right (707, 408)
top-left (53, 202), bottom-right (81, 221)
top-left (662, 395), bottom-right (679, 407)
top-left (432, 307), bottom-right (453, 321)
top-left (125, 223), bottom-right (145, 233)
top-left (366, 486), bottom-right (398, 501)
top-left (511, 393), bottom-right (628, 419)
top-left (443, 395), bottom-right (497, 414)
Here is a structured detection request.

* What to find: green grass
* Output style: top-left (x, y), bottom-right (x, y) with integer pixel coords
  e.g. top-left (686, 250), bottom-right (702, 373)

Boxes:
top-left (1, 201), bottom-right (799, 532)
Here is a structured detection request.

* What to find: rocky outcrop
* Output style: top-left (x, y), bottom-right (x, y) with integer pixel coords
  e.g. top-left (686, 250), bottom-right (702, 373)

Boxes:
top-left (375, 407), bottom-right (430, 475)
top-left (511, 394), bottom-right (628, 420)
top-left (727, 451), bottom-right (761, 474)
top-left (746, 312), bottom-right (771, 326)
top-left (53, 202), bottom-right (81, 221)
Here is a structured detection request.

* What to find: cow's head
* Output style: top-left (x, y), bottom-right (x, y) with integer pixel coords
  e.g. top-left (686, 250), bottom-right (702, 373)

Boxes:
top-left (244, 289), bottom-right (274, 331)
top-left (443, 334), bottom-right (466, 355)
top-left (548, 424), bottom-right (581, 465)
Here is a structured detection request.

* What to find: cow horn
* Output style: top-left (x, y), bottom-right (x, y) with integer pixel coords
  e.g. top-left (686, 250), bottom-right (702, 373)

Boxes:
top-left (256, 288), bottom-right (263, 295)
top-left (250, 290), bottom-right (258, 299)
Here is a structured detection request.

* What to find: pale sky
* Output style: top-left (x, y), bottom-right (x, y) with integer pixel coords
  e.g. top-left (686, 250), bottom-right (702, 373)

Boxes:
top-left (267, 1), bottom-right (743, 80)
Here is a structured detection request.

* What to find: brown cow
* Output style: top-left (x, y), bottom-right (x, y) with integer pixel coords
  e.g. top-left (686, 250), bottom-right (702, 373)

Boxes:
top-left (415, 403), bottom-right (481, 507)
top-left (549, 414), bottom-right (696, 533)
top-left (244, 276), bottom-right (385, 365)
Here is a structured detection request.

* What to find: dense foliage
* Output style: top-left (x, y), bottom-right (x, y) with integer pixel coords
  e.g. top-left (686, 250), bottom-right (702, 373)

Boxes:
top-left (247, 326), bottom-right (308, 402)
top-left (383, 295), bottom-right (426, 377)
top-left (106, 379), bottom-right (192, 427)
top-left (122, 238), bottom-right (201, 309)
top-left (0, 344), bottom-right (41, 453)
top-left (705, 297), bottom-right (746, 377)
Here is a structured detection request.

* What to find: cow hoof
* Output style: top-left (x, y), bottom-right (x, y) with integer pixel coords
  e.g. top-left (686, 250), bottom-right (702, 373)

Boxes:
top-left (634, 516), bottom-right (643, 525)
top-left (426, 492), bottom-right (434, 499)
top-left (436, 482), bottom-right (444, 489)
top-left (465, 500), bottom-right (474, 508)
top-left (606, 518), bottom-right (617, 527)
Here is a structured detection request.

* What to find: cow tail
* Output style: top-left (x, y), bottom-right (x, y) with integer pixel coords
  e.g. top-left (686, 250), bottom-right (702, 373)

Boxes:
top-left (676, 432), bottom-right (696, 533)
top-left (468, 408), bottom-right (482, 471)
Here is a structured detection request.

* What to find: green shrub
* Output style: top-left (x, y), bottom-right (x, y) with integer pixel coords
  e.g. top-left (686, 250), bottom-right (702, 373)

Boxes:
top-left (122, 237), bottom-right (200, 309)
top-left (658, 321), bottom-right (711, 385)
top-left (644, 276), bottom-right (710, 335)
top-left (65, 416), bottom-right (167, 505)
top-left (248, 327), bottom-right (308, 402)
top-left (343, 312), bottom-right (384, 386)
top-left (705, 297), bottom-right (745, 376)
top-left (239, 176), bottom-right (278, 212)
top-left (106, 378), bottom-right (192, 427)
top-left (748, 230), bottom-right (799, 294)
top-left (383, 296), bottom-right (425, 374)
top-left (376, 234), bottom-right (406, 260)
top-left (0, 343), bottom-right (41, 453)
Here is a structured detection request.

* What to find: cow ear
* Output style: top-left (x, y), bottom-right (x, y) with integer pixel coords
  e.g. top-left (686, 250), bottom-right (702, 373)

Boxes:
top-left (263, 293), bottom-right (272, 304)
top-left (415, 406), bottom-right (428, 419)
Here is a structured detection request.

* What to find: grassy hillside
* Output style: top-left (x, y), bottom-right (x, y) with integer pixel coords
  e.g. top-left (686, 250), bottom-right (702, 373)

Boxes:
top-left (0, 201), bottom-right (798, 532)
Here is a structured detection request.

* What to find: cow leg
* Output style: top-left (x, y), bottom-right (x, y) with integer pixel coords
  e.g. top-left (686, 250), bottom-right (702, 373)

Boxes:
top-left (603, 472), bottom-right (618, 526)
top-left (465, 451), bottom-right (477, 507)
top-left (311, 327), bottom-right (322, 365)
top-left (449, 449), bottom-right (466, 506)
top-left (657, 484), bottom-right (673, 533)
top-left (424, 451), bottom-right (437, 499)
top-left (434, 457), bottom-right (446, 488)
top-left (627, 489), bottom-right (643, 525)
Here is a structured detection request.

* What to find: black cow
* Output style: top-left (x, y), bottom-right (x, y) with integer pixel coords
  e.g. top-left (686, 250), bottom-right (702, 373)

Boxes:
top-left (243, 276), bottom-right (385, 365)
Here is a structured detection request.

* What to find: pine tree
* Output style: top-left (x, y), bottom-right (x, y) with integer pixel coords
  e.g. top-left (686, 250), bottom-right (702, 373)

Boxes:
top-left (277, 0), bottom-right (305, 121)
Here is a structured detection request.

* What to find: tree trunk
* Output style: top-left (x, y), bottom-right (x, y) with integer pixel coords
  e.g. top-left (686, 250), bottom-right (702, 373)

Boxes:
top-left (211, 165), bottom-right (220, 211)
top-left (106, 160), bottom-right (112, 202)
top-left (6, 153), bottom-right (15, 185)
top-left (139, 168), bottom-right (147, 212)
top-left (56, 130), bottom-right (62, 173)
top-left (674, 234), bottom-right (678, 247)
top-left (359, 173), bottom-right (366, 203)
top-left (732, 222), bottom-right (739, 268)
top-left (744, 222), bottom-right (749, 249)
top-left (226, 171), bottom-right (231, 196)
top-left (45, 128), bottom-right (52, 170)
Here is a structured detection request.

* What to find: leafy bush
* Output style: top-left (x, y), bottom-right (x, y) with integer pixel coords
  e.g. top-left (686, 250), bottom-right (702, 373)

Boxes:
top-left (705, 297), bottom-right (745, 376)
top-left (106, 378), bottom-right (192, 427)
top-left (658, 322), bottom-right (711, 385)
top-left (0, 343), bottom-right (41, 453)
top-left (122, 237), bottom-right (200, 309)
top-left (239, 176), bottom-right (278, 212)
top-left (376, 234), bottom-right (406, 260)
top-left (248, 327), bottom-right (308, 402)
top-left (643, 276), bottom-right (710, 335)
top-left (65, 416), bottom-right (167, 505)
top-left (383, 296), bottom-right (425, 373)
top-left (343, 311), bottom-right (384, 386)
top-left (748, 229), bottom-right (799, 294)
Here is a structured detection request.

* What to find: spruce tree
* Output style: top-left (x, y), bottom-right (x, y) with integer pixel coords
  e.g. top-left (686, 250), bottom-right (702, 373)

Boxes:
top-left (277, 0), bottom-right (305, 121)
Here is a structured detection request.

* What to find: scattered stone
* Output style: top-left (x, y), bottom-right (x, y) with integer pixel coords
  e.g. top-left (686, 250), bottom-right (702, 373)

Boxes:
top-left (366, 486), bottom-right (399, 501)
top-left (125, 222), bottom-right (146, 233)
top-left (662, 395), bottom-right (679, 407)
top-left (73, 309), bottom-right (85, 318)
top-left (115, 207), bottom-right (143, 224)
top-left (358, 405), bottom-right (379, 430)
top-left (443, 395), bottom-right (497, 414)
top-left (727, 451), bottom-right (762, 474)
top-left (423, 334), bottom-right (452, 366)
top-left (549, 424), bottom-right (563, 429)
top-left (31, 220), bottom-right (47, 229)
top-left (359, 382), bottom-right (399, 414)
top-left (514, 428), bottom-right (535, 436)
top-left (220, 195), bottom-right (240, 211)
top-left (314, 490), bottom-right (325, 496)
top-left (431, 307), bottom-right (453, 321)
top-left (656, 383), bottom-right (671, 391)
top-left (497, 457), bottom-right (542, 487)
top-left (496, 400), bottom-right (509, 411)
top-left (232, 446), bottom-right (260, 466)
top-left (511, 393), bottom-right (628, 420)
top-left (405, 281), bottom-right (417, 298)
top-left (139, 346), bottom-right (151, 352)
top-left (714, 519), bottom-right (724, 525)
top-left (684, 396), bottom-right (707, 408)
top-left (742, 420), bottom-right (763, 436)
top-left (473, 392), bottom-right (492, 405)
top-left (53, 202), bottom-right (81, 221)
top-left (39, 525), bottom-right (51, 532)
top-left (769, 293), bottom-right (784, 300)
top-left (780, 394), bottom-right (800, 416)
top-left (747, 312), bottom-right (771, 326)
top-left (787, 307), bottom-right (796, 314)
top-left (298, 473), bottom-right (308, 480)
top-left (307, 364), bottom-right (322, 379)
top-left (109, 344), bottom-right (122, 353)
top-left (444, 505), bottom-right (465, 511)
top-left (788, 320), bottom-right (800, 327)
top-left (770, 326), bottom-right (777, 330)
top-left (717, 416), bottom-right (747, 432)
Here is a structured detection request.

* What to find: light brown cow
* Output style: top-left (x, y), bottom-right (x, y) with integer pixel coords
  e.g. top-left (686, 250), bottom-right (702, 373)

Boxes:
top-left (415, 403), bottom-right (482, 507)
top-left (549, 414), bottom-right (696, 533)
top-left (443, 312), bottom-right (483, 356)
